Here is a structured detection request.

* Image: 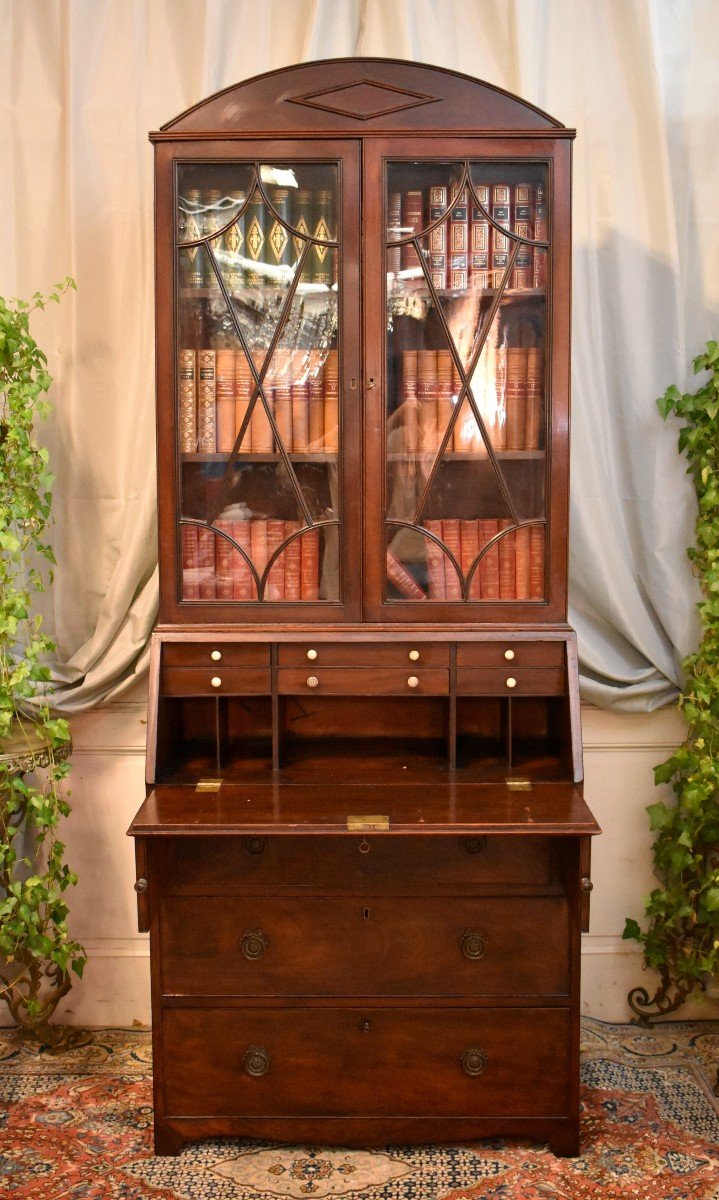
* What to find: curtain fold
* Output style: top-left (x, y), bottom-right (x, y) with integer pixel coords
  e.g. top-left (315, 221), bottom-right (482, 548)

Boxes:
top-left (1, 0), bottom-right (717, 711)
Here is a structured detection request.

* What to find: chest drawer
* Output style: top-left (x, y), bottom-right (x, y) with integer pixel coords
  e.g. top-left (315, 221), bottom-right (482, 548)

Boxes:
top-left (162, 1005), bottom-right (570, 1119)
top-left (457, 643), bottom-right (565, 668)
top-left (457, 668), bottom-right (565, 696)
top-left (278, 667), bottom-right (449, 696)
top-left (161, 667), bottom-right (271, 696)
top-left (174, 835), bottom-right (553, 891)
top-left (278, 643), bottom-right (449, 667)
top-left (163, 643), bottom-right (270, 668)
top-left (161, 895), bottom-right (569, 998)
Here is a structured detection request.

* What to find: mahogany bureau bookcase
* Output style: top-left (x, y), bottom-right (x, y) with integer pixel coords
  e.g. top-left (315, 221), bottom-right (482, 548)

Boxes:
top-left (129, 58), bottom-right (599, 1158)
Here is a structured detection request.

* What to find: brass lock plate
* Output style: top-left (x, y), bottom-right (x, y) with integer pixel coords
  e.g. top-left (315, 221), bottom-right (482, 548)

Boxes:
top-left (196, 778), bottom-right (223, 793)
top-left (347, 814), bottom-right (390, 831)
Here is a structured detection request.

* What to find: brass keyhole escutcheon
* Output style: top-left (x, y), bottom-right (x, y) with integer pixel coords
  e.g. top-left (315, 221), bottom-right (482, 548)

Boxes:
top-left (240, 929), bottom-right (268, 960)
top-left (460, 928), bottom-right (488, 960)
top-left (461, 1046), bottom-right (488, 1077)
top-left (244, 1045), bottom-right (270, 1076)
top-left (362, 1019), bottom-right (371, 1033)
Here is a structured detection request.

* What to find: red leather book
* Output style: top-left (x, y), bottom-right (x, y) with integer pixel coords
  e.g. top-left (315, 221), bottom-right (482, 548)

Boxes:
top-left (441, 518), bottom-right (462, 600)
top-left (417, 350), bottom-right (438, 454)
top-left (505, 347), bottom-right (528, 452)
top-left (250, 349), bottom-right (273, 453)
top-left (301, 529), bottom-right (320, 600)
top-left (515, 526), bottom-right (531, 600)
top-left (479, 519), bottom-right (500, 599)
top-left (265, 519), bottom-right (286, 600)
top-left (387, 191), bottom-right (402, 273)
top-left (491, 184), bottom-right (511, 286)
top-left (178, 349), bottom-right (197, 453)
top-left (197, 349), bottom-right (216, 452)
top-left (424, 521), bottom-right (446, 599)
top-left (436, 350), bottom-right (453, 448)
top-left (401, 190), bottom-right (424, 271)
top-left (460, 519), bottom-right (480, 599)
top-left (215, 348), bottom-right (236, 453)
top-left (250, 519), bottom-right (269, 591)
top-left (230, 519), bottom-right (254, 601)
top-left (511, 183), bottom-right (534, 290)
top-left (197, 526), bottom-right (216, 599)
top-left (530, 525), bottom-right (545, 599)
top-left (181, 524), bottom-right (199, 600)
top-left (323, 350), bottom-right (339, 453)
top-left (235, 352), bottom-right (253, 451)
top-left (428, 185), bottom-right (448, 290)
top-left (448, 187), bottom-right (469, 291)
top-left (214, 520), bottom-right (235, 599)
top-left (533, 182), bottom-right (548, 289)
top-left (272, 352), bottom-right (293, 453)
top-left (291, 350), bottom-right (310, 454)
top-left (525, 345), bottom-right (543, 450)
top-left (283, 521), bottom-right (302, 601)
top-left (498, 522), bottom-right (516, 600)
top-left (386, 550), bottom-right (427, 600)
top-left (308, 352), bottom-right (325, 450)
top-left (470, 183), bottom-right (490, 289)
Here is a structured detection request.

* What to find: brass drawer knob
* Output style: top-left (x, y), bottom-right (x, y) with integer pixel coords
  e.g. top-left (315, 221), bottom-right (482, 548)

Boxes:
top-left (462, 836), bottom-right (486, 855)
top-left (307, 648), bottom-right (318, 660)
top-left (211, 649), bottom-right (222, 661)
top-left (306, 675), bottom-right (319, 688)
top-left (409, 649), bottom-right (420, 661)
top-left (240, 928), bottom-right (268, 960)
top-left (504, 649), bottom-right (515, 661)
top-left (580, 876), bottom-right (594, 893)
top-left (460, 928), bottom-right (488, 960)
top-left (506, 677), bottom-right (517, 689)
top-left (243, 1045), bottom-right (270, 1077)
top-left (461, 1046), bottom-right (487, 1077)
top-left (211, 676), bottom-right (222, 688)
top-left (134, 878), bottom-right (148, 893)
top-left (407, 675), bottom-right (419, 689)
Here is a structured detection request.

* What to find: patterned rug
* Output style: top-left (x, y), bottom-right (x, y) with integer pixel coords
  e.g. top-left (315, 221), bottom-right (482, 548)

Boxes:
top-left (2, 1018), bottom-right (719, 1199)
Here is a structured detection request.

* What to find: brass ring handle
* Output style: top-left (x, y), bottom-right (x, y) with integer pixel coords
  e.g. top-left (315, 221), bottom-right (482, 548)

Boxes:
top-left (504, 649), bottom-right (515, 661)
top-left (407, 676), bottom-right (419, 689)
top-left (359, 839), bottom-right (371, 854)
top-left (505, 677), bottom-right (517, 689)
top-left (462, 836), bottom-right (486, 855)
top-left (580, 877), bottom-right (594, 893)
top-left (307, 675), bottom-right (319, 688)
top-left (211, 650), bottom-right (222, 661)
top-left (460, 928), bottom-right (488, 960)
top-left (211, 676), bottom-right (222, 688)
top-left (460, 1046), bottom-right (488, 1077)
top-left (243, 836), bottom-right (266, 856)
top-left (134, 878), bottom-right (148, 893)
top-left (240, 929), bottom-right (268, 960)
top-left (243, 1045), bottom-right (270, 1076)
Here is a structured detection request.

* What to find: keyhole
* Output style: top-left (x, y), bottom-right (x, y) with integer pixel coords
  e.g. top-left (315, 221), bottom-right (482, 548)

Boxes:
top-left (363, 908), bottom-right (370, 920)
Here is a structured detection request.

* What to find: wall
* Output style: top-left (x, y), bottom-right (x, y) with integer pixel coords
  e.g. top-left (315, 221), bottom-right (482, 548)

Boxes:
top-left (6, 693), bottom-right (717, 1028)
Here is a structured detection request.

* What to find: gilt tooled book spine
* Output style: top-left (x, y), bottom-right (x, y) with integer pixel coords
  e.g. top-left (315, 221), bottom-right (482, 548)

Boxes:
top-left (272, 353), bottom-right (293, 453)
top-left (386, 550), bottom-right (427, 600)
top-left (491, 184), bottom-right (511, 286)
top-left (197, 350), bottom-right (217, 453)
top-left (292, 189), bottom-right (313, 282)
top-left (533, 182), bottom-right (548, 289)
top-left (311, 190), bottom-right (335, 287)
top-left (179, 188), bottom-right (203, 288)
top-left (323, 350), bottom-right (339, 454)
top-left (283, 521), bottom-right (302, 601)
top-left (460, 519), bottom-right (480, 600)
top-left (291, 350), bottom-right (310, 454)
top-left (181, 524), bottom-right (200, 600)
top-left (202, 189), bottom-right (224, 288)
top-left (436, 350), bottom-right (453, 450)
top-left (308, 352), bottom-right (325, 450)
top-left (530, 525), bottom-right (545, 599)
top-left (479, 519), bottom-right (500, 599)
top-left (178, 349), bottom-right (197, 453)
top-left (250, 349), bottom-right (274, 453)
top-left (197, 527), bottom-right (216, 599)
top-left (498, 522), bottom-right (516, 600)
top-left (215, 348), bottom-right (236, 454)
top-left (266, 187), bottom-right (292, 284)
top-left (514, 525), bottom-right (531, 601)
top-left (424, 521), bottom-right (446, 600)
top-left (401, 350), bottom-right (418, 455)
top-left (401, 190), bottom-right (423, 271)
top-left (300, 528), bottom-right (320, 601)
top-left (250, 519), bottom-right (269, 586)
top-left (387, 191), bottom-right (402, 274)
top-left (470, 183), bottom-right (490, 289)
top-left (222, 189), bottom-right (246, 292)
top-left (441, 519), bottom-right (462, 601)
top-left (448, 188), bottom-right (469, 291)
top-left (417, 350), bottom-right (438, 454)
top-left (505, 347), bottom-right (528, 452)
top-left (230, 520), bottom-right (254, 601)
top-left (214, 520), bottom-right (235, 600)
top-left (235, 352), bottom-right (253, 452)
top-left (428, 185), bottom-right (448, 290)
top-left (511, 183), bottom-right (534, 291)
top-left (245, 191), bottom-right (266, 286)
top-left (525, 346), bottom-right (543, 450)
top-left (265, 519), bottom-right (286, 601)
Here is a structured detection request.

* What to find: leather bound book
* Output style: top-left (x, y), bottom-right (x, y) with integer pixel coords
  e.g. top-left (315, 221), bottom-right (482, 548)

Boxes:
top-left (428, 185), bottom-right (448, 290)
top-left (311, 190), bottom-right (335, 287)
top-left (222, 189), bottom-right (246, 292)
top-left (272, 351), bottom-right (293, 453)
top-left (245, 191), bottom-right (266, 287)
top-left (283, 521), bottom-right (302, 601)
top-left (387, 191), bottom-right (402, 274)
top-left (300, 528), bottom-right (320, 600)
top-left (266, 519), bottom-right (286, 600)
top-left (386, 550), bottom-right (427, 600)
top-left (292, 189), bottom-right (314, 282)
top-left (470, 183), bottom-right (490, 289)
top-left (525, 345), bottom-right (543, 450)
top-left (197, 349), bottom-right (217, 453)
top-left (214, 520), bottom-right (235, 600)
top-left (250, 349), bottom-right (274, 453)
top-left (491, 184), bottom-right (511, 286)
top-left (515, 525), bottom-right (531, 600)
top-left (448, 187), bottom-right (469, 291)
top-left (402, 350), bottom-right (419, 454)
top-left (479, 518), bottom-right (500, 599)
top-left (436, 350), bottom-right (453, 449)
top-left (215, 348), bottom-right (236, 453)
top-left (505, 346), bottom-right (528, 452)
top-left (423, 521), bottom-right (446, 599)
top-left (250, 519), bottom-right (269, 590)
top-left (533, 182), bottom-right (548, 289)
top-left (230, 519), bottom-right (254, 600)
top-left (178, 349), bottom-right (197, 453)
top-left (401, 190), bottom-right (423, 271)
top-left (460, 519), bottom-right (480, 599)
top-left (308, 351), bottom-right (325, 450)
top-left (530, 525), bottom-right (545, 599)
top-left (417, 350), bottom-right (438, 454)
top-left (202, 189), bottom-right (224, 288)
top-left (323, 350), bottom-right (339, 453)
top-left (291, 349), bottom-right (310, 453)
top-left (197, 526), bottom-right (216, 599)
top-left (234, 352), bottom-right (253, 452)
top-left (441, 518), bottom-right (462, 600)
top-left (180, 524), bottom-right (200, 600)
top-left (511, 183), bottom-right (534, 290)
top-left (179, 188), bottom-right (203, 288)
top-left (498, 522), bottom-right (516, 600)
top-left (266, 187), bottom-right (292, 283)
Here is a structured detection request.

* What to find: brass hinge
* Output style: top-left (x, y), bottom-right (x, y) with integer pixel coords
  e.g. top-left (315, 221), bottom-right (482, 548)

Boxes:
top-left (505, 779), bottom-right (532, 792)
top-left (196, 778), bottom-right (223, 793)
top-left (347, 814), bottom-right (390, 831)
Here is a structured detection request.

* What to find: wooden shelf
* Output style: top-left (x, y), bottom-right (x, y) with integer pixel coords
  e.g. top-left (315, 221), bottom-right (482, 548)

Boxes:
top-left (387, 450), bottom-right (545, 462)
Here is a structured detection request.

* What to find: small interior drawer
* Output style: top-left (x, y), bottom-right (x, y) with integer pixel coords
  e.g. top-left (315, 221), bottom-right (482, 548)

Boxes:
top-left (277, 667), bottom-right (449, 696)
top-left (163, 643), bottom-right (270, 668)
top-left (457, 642), bottom-right (566, 668)
top-left (278, 643), bottom-right (449, 667)
top-left (162, 667), bottom-right (271, 696)
top-left (457, 668), bottom-right (565, 696)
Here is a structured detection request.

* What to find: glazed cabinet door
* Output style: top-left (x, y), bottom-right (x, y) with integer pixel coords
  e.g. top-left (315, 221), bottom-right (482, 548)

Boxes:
top-left (156, 141), bottom-right (361, 622)
top-left (363, 138), bottom-right (571, 622)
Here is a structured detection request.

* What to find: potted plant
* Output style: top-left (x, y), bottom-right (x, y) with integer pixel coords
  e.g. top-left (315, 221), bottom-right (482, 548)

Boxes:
top-left (624, 340), bottom-right (719, 1019)
top-left (0, 280), bottom-right (86, 1046)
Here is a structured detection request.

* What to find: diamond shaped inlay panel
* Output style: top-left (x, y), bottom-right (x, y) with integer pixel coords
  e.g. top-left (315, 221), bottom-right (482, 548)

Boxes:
top-left (289, 80), bottom-right (438, 122)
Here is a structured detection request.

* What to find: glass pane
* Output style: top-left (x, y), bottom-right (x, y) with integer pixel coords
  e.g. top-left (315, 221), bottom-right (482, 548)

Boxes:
top-left (176, 162), bottom-right (341, 604)
top-left (385, 159), bottom-right (549, 603)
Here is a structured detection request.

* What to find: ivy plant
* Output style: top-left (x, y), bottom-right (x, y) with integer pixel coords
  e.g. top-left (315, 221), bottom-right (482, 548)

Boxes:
top-left (624, 340), bottom-right (719, 1019)
top-left (0, 279), bottom-right (86, 1044)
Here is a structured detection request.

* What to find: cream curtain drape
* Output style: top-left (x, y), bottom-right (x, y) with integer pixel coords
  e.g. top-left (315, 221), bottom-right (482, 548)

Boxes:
top-left (2, 0), bottom-right (717, 710)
